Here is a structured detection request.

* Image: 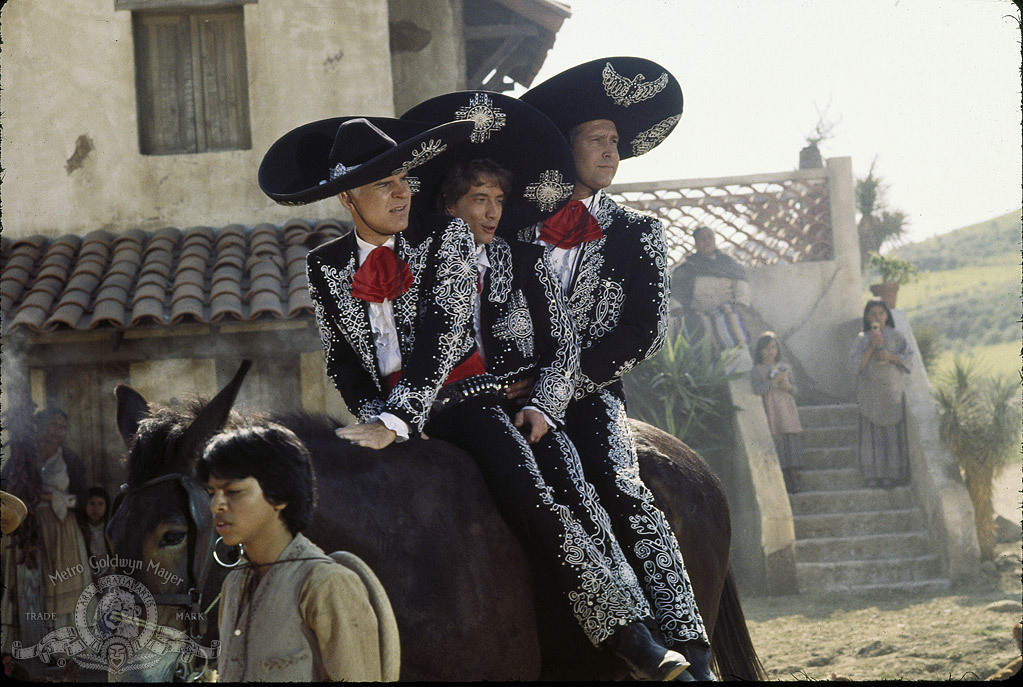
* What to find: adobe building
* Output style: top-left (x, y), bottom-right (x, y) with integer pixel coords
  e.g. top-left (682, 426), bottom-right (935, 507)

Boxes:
top-left (0, 0), bottom-right (571, 497)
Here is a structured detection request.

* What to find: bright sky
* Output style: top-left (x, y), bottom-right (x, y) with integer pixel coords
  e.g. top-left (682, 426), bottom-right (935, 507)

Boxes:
top-left (511, 0), bottom-right (1022, 244)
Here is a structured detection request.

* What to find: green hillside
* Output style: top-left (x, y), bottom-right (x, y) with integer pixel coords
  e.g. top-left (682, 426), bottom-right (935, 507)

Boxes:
top-left (884, 209), bottom-right (1020, 371)
top-left (891, 209), bottom-right (1021, 271)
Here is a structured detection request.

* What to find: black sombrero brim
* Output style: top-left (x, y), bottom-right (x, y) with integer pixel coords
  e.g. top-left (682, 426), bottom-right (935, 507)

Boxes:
top-left (259, 116), bottom-right (475, 206)
top-left (401, 91), bottom-right (576, 231)
top-left (520, 56), bottom-right (683, 161)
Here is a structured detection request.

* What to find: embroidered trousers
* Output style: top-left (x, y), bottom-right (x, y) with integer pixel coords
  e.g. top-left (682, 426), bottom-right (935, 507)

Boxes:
top-left (562, 389), bottom-right (709, 647)
top-left (423, 395), bottom-right (649, 646)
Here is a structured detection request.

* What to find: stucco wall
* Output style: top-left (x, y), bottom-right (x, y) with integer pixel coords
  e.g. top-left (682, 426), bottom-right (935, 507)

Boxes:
top-left (744, 157), bottom-right (863, 404)
top-left (388, 0), bottom-right (465, 116)
top-left (0, 0), bottom-right (394, 237)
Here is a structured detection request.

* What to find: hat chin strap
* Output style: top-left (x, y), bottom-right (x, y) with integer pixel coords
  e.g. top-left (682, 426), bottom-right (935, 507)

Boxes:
top-left (346, 193), bottom-right (391, 240)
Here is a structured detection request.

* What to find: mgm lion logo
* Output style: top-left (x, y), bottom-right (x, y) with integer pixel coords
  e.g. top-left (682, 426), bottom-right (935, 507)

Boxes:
top-left (12, 574), bottom-right (218, 674)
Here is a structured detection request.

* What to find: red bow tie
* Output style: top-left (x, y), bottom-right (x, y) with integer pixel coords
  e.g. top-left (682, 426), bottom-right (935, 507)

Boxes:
top-left (351, 246), bottom-right (413, 303)
top-left (539, 200), bottom-right (603, 249)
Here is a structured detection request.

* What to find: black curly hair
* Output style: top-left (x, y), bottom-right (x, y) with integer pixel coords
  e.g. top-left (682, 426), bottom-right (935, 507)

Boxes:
top-left (196, 423), bottom-right (317, 535)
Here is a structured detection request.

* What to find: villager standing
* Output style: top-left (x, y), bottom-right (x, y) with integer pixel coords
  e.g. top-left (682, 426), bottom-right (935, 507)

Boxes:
top-left (850, 298), bottom-right (912, 488)
top-left (2, 405), bottom-right (92, 671)
top-left (520, 56), bottom-right (714, 680)
top-left (260, 114), bottom-right (692, 680)
top-left (751, 332), bottom-right (804, 493)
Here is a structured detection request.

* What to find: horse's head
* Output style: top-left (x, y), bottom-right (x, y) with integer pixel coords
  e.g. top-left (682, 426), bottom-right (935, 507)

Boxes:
top-left (105, 361), bottom-right (250, 681)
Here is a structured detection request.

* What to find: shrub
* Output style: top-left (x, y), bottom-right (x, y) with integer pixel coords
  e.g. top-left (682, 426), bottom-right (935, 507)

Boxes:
top-left (911, 324), bottom-right (943, 376)
top-left (934, 357), bottom-right (1021, 560)
top-left (623, 331), bottom-right (742, 458)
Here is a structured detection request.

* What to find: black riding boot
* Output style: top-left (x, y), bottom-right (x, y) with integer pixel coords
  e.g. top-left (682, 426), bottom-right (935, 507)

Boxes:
top-left (605, 621), bottom-right (690, 681)
top-left (675, 641), bottom-right (716, 681)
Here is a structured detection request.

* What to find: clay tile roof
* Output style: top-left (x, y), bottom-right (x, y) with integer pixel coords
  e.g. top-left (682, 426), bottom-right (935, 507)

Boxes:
top-left (1, 219), bottom-right (352, 335)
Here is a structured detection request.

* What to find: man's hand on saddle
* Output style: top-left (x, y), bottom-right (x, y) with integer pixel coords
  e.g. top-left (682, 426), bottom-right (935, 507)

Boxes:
top-left (336, 420), bottom-right (397, 449)
top-left (514, 408), bottom-right (550, 444)
top-left (504, 377), bottom-right (534, 405)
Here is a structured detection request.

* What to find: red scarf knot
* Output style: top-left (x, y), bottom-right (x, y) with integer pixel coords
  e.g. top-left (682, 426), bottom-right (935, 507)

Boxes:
top-left (351, 246), bottom-right (413, 303)
top-left (539, 200), bottom-right (603, 249)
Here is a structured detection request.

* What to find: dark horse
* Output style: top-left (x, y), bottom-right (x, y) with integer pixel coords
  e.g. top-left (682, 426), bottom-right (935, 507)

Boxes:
top-left (107, 362), bottom-right (764, 681)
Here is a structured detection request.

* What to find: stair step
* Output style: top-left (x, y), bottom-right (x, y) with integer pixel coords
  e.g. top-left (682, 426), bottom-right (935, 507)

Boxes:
top-left (802, 446), bottom-right (857, 470)
top-left (797, 404), bottom-right (859, 428)
top-left (794, 507), bottom-right (925, 538)
top-left (797, 468), bottom-right (863, 491)
top-left (796, 554), bottom-right (943, 590)
top-left (789, 486), bottom-right (915, 515)
top-left (814, 578), bottom-right (953, 596)
top-left (801, 425), bottom-right (857, 449)
top-left (796, 532), bottom-right (935, 562)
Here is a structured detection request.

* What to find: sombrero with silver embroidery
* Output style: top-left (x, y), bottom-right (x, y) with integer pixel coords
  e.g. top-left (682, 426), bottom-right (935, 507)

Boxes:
top-left (520, 56), bottom-right (683, 160)
top-left (401, 91), bottom-right (575, 231)
top-left (258, 116), bottom-right (475, 205)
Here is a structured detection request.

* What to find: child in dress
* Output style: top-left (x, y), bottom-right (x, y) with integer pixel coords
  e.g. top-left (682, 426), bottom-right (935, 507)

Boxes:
top-left (81, 487), bottom-right (111, 576)
top-left (751, 332), bottom-right (805, 493)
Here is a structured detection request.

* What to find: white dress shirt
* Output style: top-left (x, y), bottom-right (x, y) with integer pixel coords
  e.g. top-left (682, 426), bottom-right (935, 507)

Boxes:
top-left (541, 190), bottom-right (604, 294)
top-left (354, 233), bottom-right (408, 440)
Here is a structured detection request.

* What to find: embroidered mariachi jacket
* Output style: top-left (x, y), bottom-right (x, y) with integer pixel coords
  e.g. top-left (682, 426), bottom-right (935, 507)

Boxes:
top-left (307, 212), bottom-right (478, 433)
top-left (519, 193), bottom-right (669, 400)
top-left (478, 237), bottom-right (578, 425)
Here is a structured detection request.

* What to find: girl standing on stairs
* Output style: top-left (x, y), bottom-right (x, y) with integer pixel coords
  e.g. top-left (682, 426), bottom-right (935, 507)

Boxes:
top-left (751, 332), bottom-right (804, 493)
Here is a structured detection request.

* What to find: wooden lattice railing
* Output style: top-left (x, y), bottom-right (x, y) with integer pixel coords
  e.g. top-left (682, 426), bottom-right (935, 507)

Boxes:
top-left (607, 167), bottom-right (834, 267)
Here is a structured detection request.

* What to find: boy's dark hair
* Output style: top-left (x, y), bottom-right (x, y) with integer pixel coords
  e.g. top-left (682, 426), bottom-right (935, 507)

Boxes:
top-left (87, 486), bottom-right (110, 504)
top-left (437, 158), bottom-right (513, 213)
top-left (753, 331), bottom-right (781, 365)
top-left (861, 297), bottom-right (896, 332)
top-left (36, 407), bottom-right (68, 424)
top-left (197, 423), bottom-right (316, 535)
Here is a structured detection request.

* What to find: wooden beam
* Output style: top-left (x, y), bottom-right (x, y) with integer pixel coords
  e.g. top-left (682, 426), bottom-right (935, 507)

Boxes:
top-left (464, 24), bottom-right (539, 40)
top-left (469, 35), bottom-right (525, 89)
top-left (116, 0), bottom-right (255, 11)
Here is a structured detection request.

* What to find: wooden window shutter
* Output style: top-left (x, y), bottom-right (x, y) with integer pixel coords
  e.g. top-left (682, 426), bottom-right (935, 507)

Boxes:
top-left (191, 9), bottom-right (251, 151)
top-left (133, 7), bottom-right (251, 155)
top-left (134, 12), bottom-right (198, 154)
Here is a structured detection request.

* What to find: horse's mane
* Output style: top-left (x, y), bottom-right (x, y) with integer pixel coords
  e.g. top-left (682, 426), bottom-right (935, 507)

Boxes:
top-left (125, 399), bottom-right (242, 486)
top-left (124, 404), bottom-right (341, 487)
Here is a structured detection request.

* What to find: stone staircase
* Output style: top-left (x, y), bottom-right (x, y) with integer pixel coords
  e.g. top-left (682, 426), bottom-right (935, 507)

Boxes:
top-left (791, 404), bottom-right (951, 594)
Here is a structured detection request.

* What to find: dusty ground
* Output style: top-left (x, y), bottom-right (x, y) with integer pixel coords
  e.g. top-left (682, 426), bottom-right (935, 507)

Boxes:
top-left (741, 541), bottom-right (1022, 681)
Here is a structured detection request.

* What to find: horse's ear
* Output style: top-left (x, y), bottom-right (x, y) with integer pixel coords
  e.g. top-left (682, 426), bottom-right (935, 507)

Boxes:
top-left (178, 360), bottom-right (253, 461)
top-left (115, 385), bottom-right (151, 447)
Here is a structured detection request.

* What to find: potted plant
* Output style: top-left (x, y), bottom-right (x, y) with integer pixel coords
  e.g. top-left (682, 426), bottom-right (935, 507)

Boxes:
top-left (867, 251), bottom-right (917, 308)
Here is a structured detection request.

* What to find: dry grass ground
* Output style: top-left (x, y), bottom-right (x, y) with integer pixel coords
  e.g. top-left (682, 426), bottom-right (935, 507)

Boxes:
top-left (742, 541), bottom-right (1022, 681)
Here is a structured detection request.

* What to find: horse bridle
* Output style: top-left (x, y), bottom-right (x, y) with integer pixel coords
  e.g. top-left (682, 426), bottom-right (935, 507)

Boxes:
top-left (110, 473), bottom-right (217, 643)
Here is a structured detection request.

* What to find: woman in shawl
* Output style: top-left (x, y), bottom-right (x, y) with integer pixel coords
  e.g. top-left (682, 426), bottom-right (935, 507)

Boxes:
top-left (673, 226), bottom-right (751, 354)
top-left (850, 298), bottom-right (913, 487)
top-left (2, 405), bottom-right (92, 657)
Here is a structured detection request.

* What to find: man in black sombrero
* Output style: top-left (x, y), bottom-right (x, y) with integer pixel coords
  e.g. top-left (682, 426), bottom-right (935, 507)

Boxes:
top-left (260, 114), bottom-right (693, 680)
top-left (404, 92), bottom-right (701, 680)
top-left (520, 57), bottom-right (715, 680)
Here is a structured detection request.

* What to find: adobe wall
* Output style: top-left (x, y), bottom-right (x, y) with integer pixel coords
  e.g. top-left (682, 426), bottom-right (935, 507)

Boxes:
top-left (0, 0), bottom-right (394, 237)
top-left (744, 157), bottom-right (864, 405)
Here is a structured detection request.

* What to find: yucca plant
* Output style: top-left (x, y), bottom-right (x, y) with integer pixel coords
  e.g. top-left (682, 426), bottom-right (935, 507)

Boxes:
top-left (934, 356), bottom-right (1021, 560)
top-left (623, 331), bottom-right (742, 456)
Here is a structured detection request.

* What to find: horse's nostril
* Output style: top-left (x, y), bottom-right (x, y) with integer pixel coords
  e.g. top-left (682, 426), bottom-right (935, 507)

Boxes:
top-left (160, 531), bottom-right (187, 547)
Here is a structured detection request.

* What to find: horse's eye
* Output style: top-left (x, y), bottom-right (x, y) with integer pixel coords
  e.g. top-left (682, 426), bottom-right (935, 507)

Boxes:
top-left (159, 530), bottom-right (187, 547)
